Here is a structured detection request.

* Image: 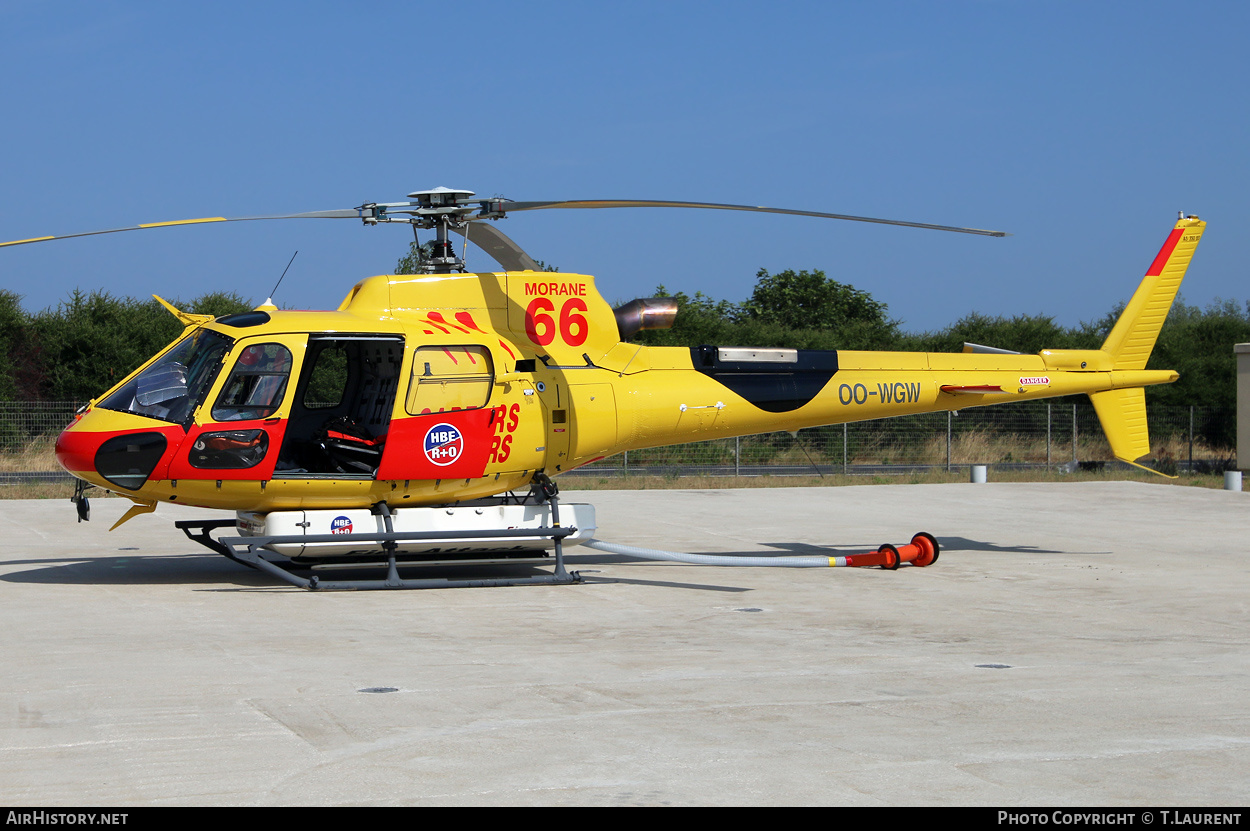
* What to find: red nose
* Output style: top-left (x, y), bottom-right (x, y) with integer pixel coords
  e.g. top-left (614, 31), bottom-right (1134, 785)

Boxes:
top-left (56, 410), bottom-right (179, 491)
top-left (55, 415), bottom-right (100, 476)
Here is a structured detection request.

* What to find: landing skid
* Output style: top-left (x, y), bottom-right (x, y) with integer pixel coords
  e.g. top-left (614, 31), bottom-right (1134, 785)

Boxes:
top-left (177, 479), bottom-right (583, 591)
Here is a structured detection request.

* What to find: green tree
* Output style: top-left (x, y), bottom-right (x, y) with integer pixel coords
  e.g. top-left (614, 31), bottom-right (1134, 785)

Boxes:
top-left (27, 290), bottom-right (251, 401)
top-left (1145, 298), bottom-right (1250, 445)
top-left (30, 291), bottom-right (168, 400)
top-left (183, 291), bottom-right (253, 318)
top-left (636, 270), bottom-right (900, 350)
top-left (0, 291), bottom-right (33, 400)
top-left (904, 312), bottom-right (1100, 355)
top-left (745, 268), bottom-right (896, 335)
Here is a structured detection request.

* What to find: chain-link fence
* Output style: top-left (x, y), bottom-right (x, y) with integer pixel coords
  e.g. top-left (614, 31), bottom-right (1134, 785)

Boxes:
top-left (0, 399), bottom-right (1236, 483)
top-left (573, 400), bottom-right (1236, 478)
top-left (0, 401), bottom-right (85, 482)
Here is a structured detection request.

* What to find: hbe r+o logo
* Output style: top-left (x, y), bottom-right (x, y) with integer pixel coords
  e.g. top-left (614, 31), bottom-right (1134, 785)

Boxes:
top-left (423, 423), bottom-right (464, 466)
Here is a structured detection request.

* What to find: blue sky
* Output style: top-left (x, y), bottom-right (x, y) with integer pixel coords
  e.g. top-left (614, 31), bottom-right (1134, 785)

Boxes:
top-left (1, 1), bottom-right (1246, 333)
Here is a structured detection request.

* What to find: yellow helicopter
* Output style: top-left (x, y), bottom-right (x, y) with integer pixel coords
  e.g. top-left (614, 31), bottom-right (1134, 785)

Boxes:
top-left (2, 189), bottom-right (1205, 589)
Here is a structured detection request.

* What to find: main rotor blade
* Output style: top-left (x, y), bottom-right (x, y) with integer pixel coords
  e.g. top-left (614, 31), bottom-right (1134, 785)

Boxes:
top-left (493, 199), bottom-right (1009, 237)
top-left (0, 209), bottom-right (363, 249)
top-left (451, 222), bottom-right (540, 271)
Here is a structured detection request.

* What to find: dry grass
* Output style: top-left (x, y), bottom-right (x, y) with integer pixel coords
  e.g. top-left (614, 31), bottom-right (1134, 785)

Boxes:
top-left (0, 436), bottom-right (58, 472)
top-left (0, 482), bottom-right (81, 499)
top-left (559, 467), bottom-right (1233, 491)
top-left (0, 437), bottom-right (80, 498)
top-left (630, 430), bottom-right (1233, 469)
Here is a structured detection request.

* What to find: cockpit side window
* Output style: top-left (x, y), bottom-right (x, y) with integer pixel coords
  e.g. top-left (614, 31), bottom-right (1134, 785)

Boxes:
top-left (212, 343), bottom-right (293, 421)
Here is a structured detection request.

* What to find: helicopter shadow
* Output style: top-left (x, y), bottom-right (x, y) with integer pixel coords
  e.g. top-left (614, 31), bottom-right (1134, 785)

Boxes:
top-left (576, 574), bottom-right (753, 593)
top-left (0, 550), bottom-right (556, 592)
top-left (0, 536), bottom-right (1095, 594)
top-left (0, 547), bottom-right (757, 594)
top-left (0, 551), bottom-right (279, 590)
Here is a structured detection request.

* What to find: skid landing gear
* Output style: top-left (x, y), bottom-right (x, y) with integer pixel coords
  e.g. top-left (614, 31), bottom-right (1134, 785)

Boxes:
top-left (177, 474), bottom-right (582, 591)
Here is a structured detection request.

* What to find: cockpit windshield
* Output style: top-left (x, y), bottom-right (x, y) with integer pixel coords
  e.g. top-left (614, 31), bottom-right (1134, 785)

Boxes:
top-left (98, 329), bottom-right (233, 425)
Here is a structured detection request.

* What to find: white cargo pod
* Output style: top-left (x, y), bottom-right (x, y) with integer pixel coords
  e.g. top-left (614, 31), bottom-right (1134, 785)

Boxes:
top-left (236, 501), bottom-right (596, 561)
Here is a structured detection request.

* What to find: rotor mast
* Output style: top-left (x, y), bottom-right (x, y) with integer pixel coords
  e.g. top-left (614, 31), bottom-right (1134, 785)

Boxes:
top-left (357, 187), bottom-right (482, 273)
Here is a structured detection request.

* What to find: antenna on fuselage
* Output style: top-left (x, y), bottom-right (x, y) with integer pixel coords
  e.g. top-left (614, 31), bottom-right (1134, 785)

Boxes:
top-left (264, 250), bottom-right (299, 307)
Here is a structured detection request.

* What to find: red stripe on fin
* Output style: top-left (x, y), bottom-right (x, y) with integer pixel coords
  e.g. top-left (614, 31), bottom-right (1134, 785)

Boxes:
top-left (1145, 228), bottom-right (1184, 277)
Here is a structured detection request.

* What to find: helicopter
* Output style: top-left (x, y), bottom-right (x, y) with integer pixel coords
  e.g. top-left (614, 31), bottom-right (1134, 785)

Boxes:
top-left (2, 189), bottom-right (1205, 589)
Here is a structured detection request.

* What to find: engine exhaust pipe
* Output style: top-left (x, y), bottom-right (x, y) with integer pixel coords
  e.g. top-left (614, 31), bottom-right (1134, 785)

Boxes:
top-left (613, 297), bottom-right (679, 341)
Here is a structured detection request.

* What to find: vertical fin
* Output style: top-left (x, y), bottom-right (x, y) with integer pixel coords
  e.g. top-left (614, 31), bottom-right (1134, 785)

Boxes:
top-left (1101, 216), bottom-right (1206, 370)
top-left (1088, 387), bottom-right (1151, 463)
